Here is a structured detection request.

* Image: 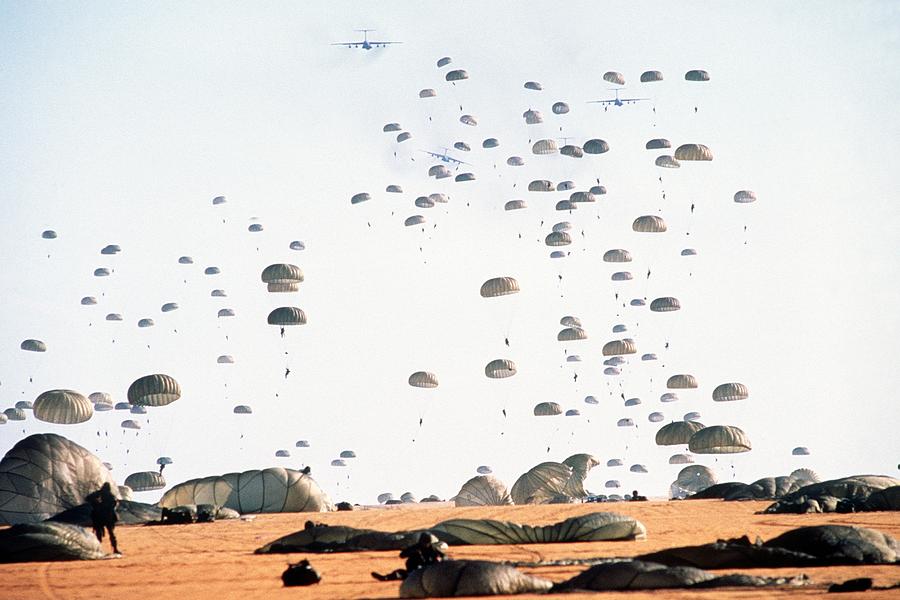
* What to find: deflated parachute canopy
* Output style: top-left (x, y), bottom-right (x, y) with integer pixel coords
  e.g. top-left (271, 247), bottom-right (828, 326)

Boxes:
top-left (160, 467), bottom-right (332, 514)
top-left (33, 390), bottom-right (93, 424)
top-left (454, 475), bottom-right (513, 507)
top-left (0, 434), bottom-right (117, 524)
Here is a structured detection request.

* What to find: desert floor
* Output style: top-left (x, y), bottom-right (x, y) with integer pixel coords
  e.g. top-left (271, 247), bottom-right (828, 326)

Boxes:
top-left (3, 500), bottom-right (898, 599)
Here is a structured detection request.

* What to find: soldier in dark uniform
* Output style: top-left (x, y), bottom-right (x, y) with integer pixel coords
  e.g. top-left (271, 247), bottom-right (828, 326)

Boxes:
top-left (371, 532), bottom-right (446, 581)
top-left (85, 482), bottom-right (120, 553)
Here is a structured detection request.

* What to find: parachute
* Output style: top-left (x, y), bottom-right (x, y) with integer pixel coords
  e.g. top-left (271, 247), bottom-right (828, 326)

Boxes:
top-left (120, 420), bottom-right (140, 430)
top-left (445, 69), bottom-right (468, 82)
top-left (385, 185), bottom-right (403, 194)
top-left (633, 215), bottom-right (667, 232)
top-left (550, 251), bottom-right (566, 259)
top-left (650, 297), bottom-right (681, 312)
top-left (160, 467), bottom-right (332, 513)
top-left (105, 313), bottom-right (122, 321)
top-left (405, 215), bottom-right (426, 226)
top-left (734, 190), bottom-right (757, 203)
top-left (612, 324), bottom-right (627, 333)
top-left (602, 339), bottom-right (636, 356)
top-left (128, 374), bottom-right (181, 407)
top-left (569, 191), bottom-right (594, 203)
top-left (89, 392), bottom-right (112, 404)
top-left (408, 371), bottom-right (439, 388)
top-left (124, 471), bottom-right (166, 492)
top-left (667, 374), bottom-right (698, 389)
top-left (454, 142), bottom-right (471, 152)
top-left (684, 412), bottom-right (702, 422)
top-left (93, 268), bottom-right (110, 277)
top-left (178, 256), bottom-right (193, 264)
top-left (630, 464), bottom-right (648, 474)
top-left (161, 302), bottom-right (178, 312)
top-left (607, 459), bottom-right (623, 467)
top-left (217, 355), bottom-right (235, 364)
top-left (217, 308), bottom-right (235, 317)
top-left (383, 123), bottom-right (401, 132)
top-left (33, 390), bottom-right (93, 425)
top-left (552, 102), bottom-right (569, 114)
top-left (80, 297), bottom-right (97, 306)
top-left (415, 196), bottom-right (434, 208)
top-left (261, 264), bottom-right (304, 285)
top-left (631, 299), bottom-right (646, 307)
top-left (233, 405), bottom-right (252, 414)
top-left (350, 192), bottom-right (371, 205)
top-left (436, 57), bottom-right (451, 68)
top-left (295, 440), bottom-right (310, 448)
top-left (685, 69), bottom-right (710, 81)
top-left (558, 328), bottom-right (586, 341)
top-left (20, 339), bottom-right (46, 352)
top-left (565, 409), bottom-right (580, 416)
top-left (583, 139), bottom-right (609, 154)
top-left (396, 132), bottom-right (411, 143)
top-left (454, 173), bottom-right (474, 183)
top-left (212, 196), bottom-right (226, 205)
top-left (590, 185), bottom-right (607, 195)
top-left (485, 359), bottom-right (516, 379)
top-left (671, 465), bottom-right (717, 497)
top-left (611, 272), bottom-right (632, 281)
top-left (523, 110), bottom-right (543, 125)
top-left (129, 405), bottom-right (147, 414)
top-left (624, 398), bottom-right (641, 407)
top-left (510, 462), bottom-right (574, 504)
top-left (42, 230), bottom-right (58, 239)
top-left (211, 289), bottom-right (227, 297)
top-left (642, 353), bottom-right (657, 361)
top-left (655, 155), bottom-right (680, 168)
top-left (648, 412), bottom-right (664, 423)
top-left (563, 454), bottom-right (600, 481)
top-left (646, 138), bottom-right (671, 150)
top-left (688, 425), bottom-right (752, 454)
top-left (792, 447), bottom-right (811, 456)
top-left (275, 450), bottom-right (291, 458)
top-left (640, 70), bottom-right (663, 82)
top-left (482, 138), bottom-right (499, 148)
top-left (545, 231), bottom-right (572, 247)
top-left (560, 145), bottom-right (583, 158)
top-left (15, 401), bottom-right (33, 410)
top-left (533, 402), bottom-right (562, 416)
top-left (479, 276), bottom-right (520, 298)
top-left (0, 434), bottom-right (117, 524)
top-left (655, 421), bottom-right (704, 446)
top-left (584, 396), bottom-right (599, 405)
top-left (603, 71), bottom-right (625, 85)
top-left (504, 200), bottom-right (527, 211)
top-left (669, 454), bottom-right (694, 465)
top-left (524, 81), bottom-right (542, 91)
top-left (419, 88), bottom-right (436, 98)
top-left (531, 140), bottom-right (557, 155)
top-left (204, 266), bottom-right (221, 275)
top-left (603, 249), bottom-right (632, 263)
top-left (712, 383), bottom-right (749, 402)
top-left (339, 450), bottom-right (356, 459)
top-left (331, 459), bottom-right (346, 467)
top-left (674, 144), bottom-right (713, 161)
top-left (681, 248), bottom-right (698, 256)
top-left (454, 475), bottom-right (513, 507)
top-left (506, 156), bottom-right (525, 166)
top-left (617, 418), bottom-right (635, 427)
top-left (267, 307), bottom-right (307, 326)
top-left (4, 408), bottom-right (25, 421)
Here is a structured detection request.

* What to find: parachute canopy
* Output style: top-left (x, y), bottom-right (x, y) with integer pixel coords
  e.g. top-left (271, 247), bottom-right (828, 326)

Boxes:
top-left (485, 359), bottom-right (516, 379)
top-left (267, 307), bottom-right (307, 326)
top-left (128, 374), bottom-right (181, 407)
top-left (20, 339), bottom-right (46, 352)
top-left (33, 390), bottom-right (93, 425)
top-left (712, 383), bottom-right (749, 402)
top-left (655, 421), bottom-right (705, 446)
top-left (480, 277), bottom-right (520, 298)
top-left (124, 471), bottom-right (166, 492)
top-left (689, 425), bottom-right (752, 454)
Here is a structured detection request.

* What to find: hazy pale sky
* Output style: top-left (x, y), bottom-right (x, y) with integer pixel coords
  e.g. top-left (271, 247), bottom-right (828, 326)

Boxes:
top-left (1, 1), bottom-right (898, 503)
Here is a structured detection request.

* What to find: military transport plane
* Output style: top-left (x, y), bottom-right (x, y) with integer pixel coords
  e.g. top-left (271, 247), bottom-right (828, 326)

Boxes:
top-left (332, 29), bottom-right (402, 50)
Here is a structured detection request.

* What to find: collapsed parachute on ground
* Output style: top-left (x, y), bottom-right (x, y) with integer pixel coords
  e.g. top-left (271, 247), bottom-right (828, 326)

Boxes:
top-left (454, 475), bottom-right (513, 507)
top-left (0, 434), bottom-right (117, 525)
top-left (160, 467), bottom-right (332, 514)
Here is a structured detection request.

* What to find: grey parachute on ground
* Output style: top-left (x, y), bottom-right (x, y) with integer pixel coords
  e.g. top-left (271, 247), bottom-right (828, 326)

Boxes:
top-left (0, 434), bottom-right (117, 525)
top-left (0, 521), bottom-right (106, 562)
top-left (160, 467), bottom-right (332, 514)
top-left (128, 374), bottom-right (180, 407)
top-left (124, 471), bottom-right (166, 492)
top-left (672, 465), bottom-right (718, 498)
top-left (33, 390), bottom-right (93, 425)
top-left (453, 475), bottom-right (513, 507)
top-left (401, 560), bottom-right (553, 597)
top-left (689, 425), bottom-right (751, 454)
top-left (656, 421), bottom-right (704, 446)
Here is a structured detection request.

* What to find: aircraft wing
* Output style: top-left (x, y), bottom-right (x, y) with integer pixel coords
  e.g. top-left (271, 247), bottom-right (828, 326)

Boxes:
top-left (620, 97), bottom-right (650, 102)
top-left (368, 41), bottom-right (403, 45)
top-left (587, 99), bottom-right (618, 105)
top-left (331, 42), bottom-right (360, 47)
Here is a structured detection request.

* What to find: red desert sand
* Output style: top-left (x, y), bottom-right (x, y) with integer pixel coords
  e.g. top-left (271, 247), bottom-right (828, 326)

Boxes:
top-left (3, 500), bottom-right (898, 599)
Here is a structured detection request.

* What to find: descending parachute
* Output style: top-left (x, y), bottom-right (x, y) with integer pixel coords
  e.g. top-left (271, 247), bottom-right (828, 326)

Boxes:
top-left (33, 390), bottom-right (93, 424)
top-left (446, 69), bottom-right (468, 82)
top-left (350, 192), bottom-right (371, 205)
top-left (667, 374), bottom-right (698, 389)
top-left (160, 467), bottom-right (332, 513)
top-left (583, 139), bottom-right (609, 154)
top-left (275, 450), bottom-right (291, 458)
top-left (128, 374), bottom-right (181, 407)
top-left (603, 71), bottom-right (625, 85)
top-left (603, 249), bottom-right (632, 263)
top-left (650, 297), bottom-right (681, 312)
top-left (669, 454), bottom-right (694, 465)
top-left (523, 110), bottom-right (543, 125)
top-left (485, 359), bottom-right (516, 379)
top-left (120, 420), bottom-right (140, 430)
top-left (552, 102), bottom-right (570, 114)
top-left (339, 450), bottom-right (357, 459)
top-left (558, 328), bottom-right (587, 341)
top-left (531, 140), bottom-right (557, 155)
top-left (408, 372), bottom-right (439, 388)
top-left (504, 200), bottom-right (527, 211)
top-left (137, 318), bottom-right (154, 328)
top-left (4, 408), bottom-right (26, 421)
top-left (524, 81), bottom-right (542, 91)
top-left (792, 447), bottom-right (811, 456)
top-left (533, 402), bottom-right (562, 416)
top-left (436, 57), bottom-right (452, 68)
top-left (42, 230), bottom-right (58, 239)
top-left (655, 155), bottom-right (680, 168)
top-left (20, 339), bottom-right (46, 352)
top-left (480, 277), bottom-right (520, 298)
top-left (646, 138), bottom-right (671, 150)
top-left (633, 215), bottom-right (667, 232)
top-left (124, 471), bottom-right (166, 492)
top-left (640, 70), bottom-right (663, 82)
top-left (688, 425), bottom-right (752, 454)
top-left (267, 307), bottom-right (307, 326)
top-left (712, 383), bottom-right (749, 402)
top-left (674, 144), bottom-right (713, 161)
top-left (602, 339), bottom-right (636, 356)
top-left (419, 88), bottom-right (436, 98)
top-left (685, 69), bottom-right (710, 81)
top-left (233, 405), bottom-right (252, 414)
top-left (261, 265), bottom-right (304, 290)
top-left (671, 465), bottom-right (717, 497)
top-left (655, 421), bottom-right (705, 446)
top-left (0, 434), bottom-right (118, 524)
top-left (734, 190), bottom-right (757, 203)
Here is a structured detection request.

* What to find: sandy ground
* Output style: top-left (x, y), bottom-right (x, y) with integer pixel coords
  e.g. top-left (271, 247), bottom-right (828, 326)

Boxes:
top-left (3, 500), bottom-right (898, 599)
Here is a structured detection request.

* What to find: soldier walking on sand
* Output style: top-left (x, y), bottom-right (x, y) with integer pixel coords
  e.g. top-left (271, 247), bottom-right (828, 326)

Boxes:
top-left (85, 482), bottom-right (120, 553)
